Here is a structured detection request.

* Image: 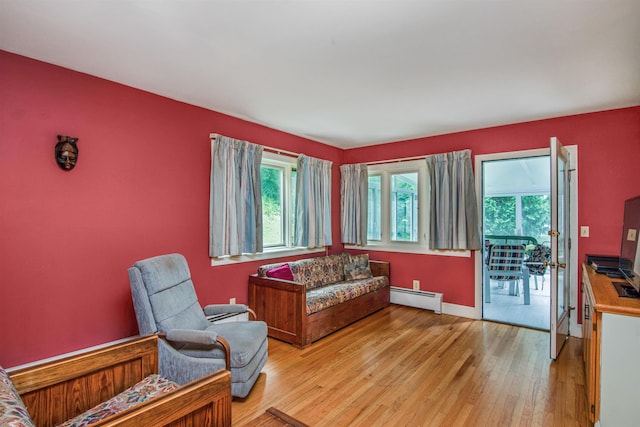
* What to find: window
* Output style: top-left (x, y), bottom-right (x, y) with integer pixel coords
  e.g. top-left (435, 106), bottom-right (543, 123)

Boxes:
top-left (352, 159), bottom-right (467, 257)
top-left (212, 151), bottom-right (323, 265)
top-left (260, 164), bottom-right (285, 247)
top-left (368, 175), bottom-right (381, 240)
top-left (361, 160), bottom-right (427, 252)
top-left (261, 152), bottom-right (297, 249)
top-left (391, 172), bottom-right (418, 242)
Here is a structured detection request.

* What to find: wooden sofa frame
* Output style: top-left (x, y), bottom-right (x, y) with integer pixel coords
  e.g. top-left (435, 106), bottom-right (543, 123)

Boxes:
top-left (7, 335), bottom-right (231, 427)
top-left (249, 260), bottom-right (390, 348)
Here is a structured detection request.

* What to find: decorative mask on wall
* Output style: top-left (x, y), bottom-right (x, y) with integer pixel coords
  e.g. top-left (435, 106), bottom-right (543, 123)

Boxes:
top-left (55, 135), bottom-right (79, 171)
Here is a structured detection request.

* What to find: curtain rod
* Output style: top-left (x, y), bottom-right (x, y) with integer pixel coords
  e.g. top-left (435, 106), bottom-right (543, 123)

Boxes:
top-left (366, 155), bottom-right (426, 166)
top-left (210, 133), bottom-right (299, 158)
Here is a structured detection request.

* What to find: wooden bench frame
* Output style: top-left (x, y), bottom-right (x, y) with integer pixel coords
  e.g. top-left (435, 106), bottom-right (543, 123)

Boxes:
top-left (7, 335), bottom-right (231, 427)
top-left (249, 260), bottom-right (390, 348)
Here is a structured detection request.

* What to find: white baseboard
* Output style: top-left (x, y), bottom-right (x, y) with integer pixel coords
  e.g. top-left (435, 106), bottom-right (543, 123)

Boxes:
top-left (441, 303), bottom-right (479, 319)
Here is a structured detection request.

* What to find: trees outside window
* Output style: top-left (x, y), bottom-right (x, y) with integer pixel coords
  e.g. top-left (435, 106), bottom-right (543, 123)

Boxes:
top-left (522, 194), bottom-right (550, 244)
top-left (260, 165), bottom-right (284, 247)
top-left (261, 154), bottom-right (296, 249)
top-left (484, 194), bottom-right (550, 244)
top-left (484, 196), bottom-right (516, 235)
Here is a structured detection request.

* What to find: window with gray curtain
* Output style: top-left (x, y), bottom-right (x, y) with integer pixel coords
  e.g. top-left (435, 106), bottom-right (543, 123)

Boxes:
top-left (425, 149), bottom-right (481, 250)
top-left (340, 163), bottom-right (368, 245)
top-left (294, 154), bottom-right (332, 248)
top-left (209, 135), bottom-right (263, 257)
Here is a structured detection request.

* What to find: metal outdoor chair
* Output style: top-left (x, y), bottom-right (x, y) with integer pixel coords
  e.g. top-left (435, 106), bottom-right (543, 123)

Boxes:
top-left (484, 244), bottom-right (530, 305)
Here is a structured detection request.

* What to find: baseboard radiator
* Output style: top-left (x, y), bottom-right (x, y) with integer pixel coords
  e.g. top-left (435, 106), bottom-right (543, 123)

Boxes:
top-left (390, 286), bottom-right (443, 314)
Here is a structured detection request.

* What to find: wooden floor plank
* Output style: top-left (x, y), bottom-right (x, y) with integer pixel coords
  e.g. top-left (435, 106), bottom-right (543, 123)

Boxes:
top-left (233, 305), bottom-right (589, 427)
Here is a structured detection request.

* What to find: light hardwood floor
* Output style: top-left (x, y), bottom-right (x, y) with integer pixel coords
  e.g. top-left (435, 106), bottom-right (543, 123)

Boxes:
top-left (233, 305), bottom-right (589, 427)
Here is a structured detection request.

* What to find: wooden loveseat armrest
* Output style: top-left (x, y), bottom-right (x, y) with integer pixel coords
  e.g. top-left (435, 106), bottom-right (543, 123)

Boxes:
top-left (9, 335), bottom-right (159, 396)
top-left (91, 370), bottom-right (232, 427)
top-left (8, 335), bottom-right (232, 427)
top-left (248, 274), bottom-right (306, 292)
top-left (369, 260), bottom-right (390, 279)
top-left (9, 336), bottom-right (160, 426)
top-left (248, 274), bottom-right (307, 347)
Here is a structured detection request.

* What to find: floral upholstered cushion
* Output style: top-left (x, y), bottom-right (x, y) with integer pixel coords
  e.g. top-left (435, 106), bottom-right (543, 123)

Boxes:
top-left (0, 365), bottom-right (35, 427)
top-left (344, 254), bottom-right (372, 280)
top-left (525, 244), bottom-right (551, 276)
top-left (58, 374), bottom-right (178, 427)
top-left (306, 275), bottom-right (389, 314)
top-left (289, 254), bottom-right (346, 290)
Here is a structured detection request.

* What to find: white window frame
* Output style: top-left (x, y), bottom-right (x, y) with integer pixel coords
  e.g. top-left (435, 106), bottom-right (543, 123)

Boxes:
top-left (211, 151), bottom-right (323, 266)
top-left (345, 159), bottom-right (470, 258)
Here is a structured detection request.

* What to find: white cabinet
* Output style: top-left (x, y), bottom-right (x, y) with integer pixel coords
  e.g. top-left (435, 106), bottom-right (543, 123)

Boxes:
top-left (582, 263), bottom-right (640, 426)
top-left (599, 313), bottom-right (640, 427)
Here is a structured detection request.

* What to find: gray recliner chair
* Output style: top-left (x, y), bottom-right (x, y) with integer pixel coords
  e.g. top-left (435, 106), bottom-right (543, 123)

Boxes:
top-left (128, 253), bottom-right (268, 398)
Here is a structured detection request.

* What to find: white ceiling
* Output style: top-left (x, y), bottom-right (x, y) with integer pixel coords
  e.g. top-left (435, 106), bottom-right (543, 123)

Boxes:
top-left (2, 1), bottom-right (639, 149)
top-left (484, 156), bottom-right (550, 197)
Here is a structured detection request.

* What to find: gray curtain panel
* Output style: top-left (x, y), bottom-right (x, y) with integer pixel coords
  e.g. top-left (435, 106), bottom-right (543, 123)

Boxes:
top-left (295, 154), bottom-right (332, 248)
top-left (210, 135), bottom-right (263, 257)
top-left (340, 163), bottom-right (368, 245)
top-left (425, 149), bottom-right (481, 250)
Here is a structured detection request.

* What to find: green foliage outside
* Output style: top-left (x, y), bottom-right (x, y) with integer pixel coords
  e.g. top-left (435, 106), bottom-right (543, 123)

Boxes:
top-left (522, 195), bottom-right (551, 244)
top-left (484, 196), bottom-right (516, 235)
top-left (484, 195), bottom-right (550, 244)
top-left (260, 166), bottom-right (283, 246)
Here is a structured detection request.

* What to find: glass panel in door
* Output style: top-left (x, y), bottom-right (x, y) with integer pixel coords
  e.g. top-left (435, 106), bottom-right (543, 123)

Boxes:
top-left (550, 137), bottom-right (571, 359)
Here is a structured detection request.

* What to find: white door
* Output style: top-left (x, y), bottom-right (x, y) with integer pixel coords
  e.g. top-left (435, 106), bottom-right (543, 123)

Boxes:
top-left (550, 137), bottom-right (571, 359)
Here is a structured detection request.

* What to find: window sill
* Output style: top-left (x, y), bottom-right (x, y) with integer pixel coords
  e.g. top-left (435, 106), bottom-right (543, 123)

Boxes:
top-left (344, 243), bottom-right (471, 258)
top-left (210, 247), bottom-right (325, 266)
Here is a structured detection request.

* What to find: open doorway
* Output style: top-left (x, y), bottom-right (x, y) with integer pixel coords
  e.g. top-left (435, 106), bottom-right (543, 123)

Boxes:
top-left (481, 155), bottom-right (551, 330)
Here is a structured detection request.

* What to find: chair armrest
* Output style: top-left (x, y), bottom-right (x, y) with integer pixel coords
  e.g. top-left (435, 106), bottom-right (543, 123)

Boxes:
top-left (203, 304), bottom-right (247, 316)
top-left (160, 332), bottom-right (230, 370)
top-left (165, 329), bottom-right (218, 345)
top-left (203, 303), bottom-right (257, 320)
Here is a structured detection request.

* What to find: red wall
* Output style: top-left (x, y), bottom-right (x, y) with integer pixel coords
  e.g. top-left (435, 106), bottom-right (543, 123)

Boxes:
top-left (1, 49), bottom-right (639, 367)
top-left (345, 107), bottom-right (640, 307)
top-left (0, 51), bottom-right (343, 367)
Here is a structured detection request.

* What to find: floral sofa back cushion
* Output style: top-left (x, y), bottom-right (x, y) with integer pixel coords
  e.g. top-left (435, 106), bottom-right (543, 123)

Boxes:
top-left (290, 254), bottom-right (346, 290)
top-left (344, 253), bottom-right (373, 280)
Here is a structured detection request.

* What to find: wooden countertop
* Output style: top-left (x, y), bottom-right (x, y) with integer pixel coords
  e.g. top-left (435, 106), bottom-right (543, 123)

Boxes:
top-left (583, 262), bottom-right (640, 317)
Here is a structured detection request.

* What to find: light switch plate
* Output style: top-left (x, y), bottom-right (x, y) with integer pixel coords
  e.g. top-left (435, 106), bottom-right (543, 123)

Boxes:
top-left (580, 226), bottom-right (589, 237)
top-left (627, 228), bottom-right (637, 242)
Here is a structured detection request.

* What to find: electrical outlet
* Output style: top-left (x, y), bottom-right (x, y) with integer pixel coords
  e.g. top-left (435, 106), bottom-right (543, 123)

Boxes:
top-left (412, 280), bottom-right (420, 290)
top-left (229, 297), bottom-right (236, 304)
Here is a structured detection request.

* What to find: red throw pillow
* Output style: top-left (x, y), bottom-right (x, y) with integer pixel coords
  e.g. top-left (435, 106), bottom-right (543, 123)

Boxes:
top-left (266, 263), bottom-right (294, 281)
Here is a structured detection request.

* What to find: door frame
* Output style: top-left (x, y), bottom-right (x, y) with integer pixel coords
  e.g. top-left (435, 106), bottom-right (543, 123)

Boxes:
top-left (473, 146), bottom-right (581, 338)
